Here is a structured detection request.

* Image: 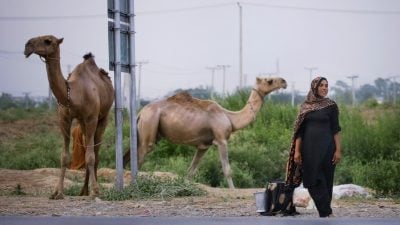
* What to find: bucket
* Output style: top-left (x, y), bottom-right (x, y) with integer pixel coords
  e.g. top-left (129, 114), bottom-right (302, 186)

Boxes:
top-left (254, 191), bottom-right (266, 213)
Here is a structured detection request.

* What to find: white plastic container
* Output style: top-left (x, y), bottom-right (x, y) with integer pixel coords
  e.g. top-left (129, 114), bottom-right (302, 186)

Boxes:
top-left (254, 191), bottom-right (266, 213)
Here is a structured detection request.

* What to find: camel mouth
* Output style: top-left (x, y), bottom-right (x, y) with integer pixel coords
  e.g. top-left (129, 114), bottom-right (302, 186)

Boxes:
top-left (281, 80), bottom-right (288, 89)
top-left (24, 51), bottom-right (33, 58)
top-left (24, 45), bottom-right (34, 58)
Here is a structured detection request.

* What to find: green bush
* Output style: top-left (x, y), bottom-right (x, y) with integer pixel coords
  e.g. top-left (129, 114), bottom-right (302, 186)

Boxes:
top-left (351, 159), bottom-right (400, 196)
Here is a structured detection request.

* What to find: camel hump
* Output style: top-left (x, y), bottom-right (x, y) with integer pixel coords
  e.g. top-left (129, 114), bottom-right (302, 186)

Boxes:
top-left (83, 52), bottom-right (94, 60)
top-left (167, 91), bottom-right (214, 108)
top-left (167, 91), bottom-right (193, 103)
top-left (80, 52), bottom-right (99, 71)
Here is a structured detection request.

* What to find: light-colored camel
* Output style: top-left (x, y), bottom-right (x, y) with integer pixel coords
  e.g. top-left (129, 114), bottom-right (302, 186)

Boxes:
top-left (124, 77), bottom-right (287, 188)
top-left (24, 35), bottom-right (114, 199)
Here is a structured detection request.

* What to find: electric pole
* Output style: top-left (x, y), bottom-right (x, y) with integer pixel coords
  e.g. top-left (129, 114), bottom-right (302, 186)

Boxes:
top-left (136, 60), bottom-right (148, 108)
top-left (388, 76), bottom-right (400, 104)
top-left (304, 67), bottom-right (318, 84)
top-left (347, 75), bottom-right (359, 106)
top-left (22, 92), bottom-right (31, 109)
top-left (217, 65), bottom-right (230, 97)
top-left (48, 87), bottom-right (53, 110)
top-left (291, 82), bottom-right (295, 106)
top-left (276, 58), bottom-right (280, 75)
top-left (237, 2), bottom-right (243, 89)
top-left (206, 66), bottom-right (220, 99)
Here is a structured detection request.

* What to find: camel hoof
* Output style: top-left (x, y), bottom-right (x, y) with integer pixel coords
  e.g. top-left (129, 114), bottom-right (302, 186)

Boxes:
top-left (50, 192), bottom-right (64, 200)
top-left (79, 189), bottom-right (89, 196)
top-left (90, 189), bottom-right (100, 199)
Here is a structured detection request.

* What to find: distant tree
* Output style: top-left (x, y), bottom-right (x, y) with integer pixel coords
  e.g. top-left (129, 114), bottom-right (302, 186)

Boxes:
top-left (357, 84), bottom-right (378, 103)
top-left (374, 78), bottom-right (390, 102)
top-left (268, 92), bottom-right (305, 105)
top-left (331, 80), bottom-right (352, 104)
top-left (0, 93), bottom-right (18, 109)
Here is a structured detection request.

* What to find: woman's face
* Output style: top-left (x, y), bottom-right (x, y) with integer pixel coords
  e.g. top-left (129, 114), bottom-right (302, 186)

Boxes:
top-left (317, 79), bottom-right (328, 98)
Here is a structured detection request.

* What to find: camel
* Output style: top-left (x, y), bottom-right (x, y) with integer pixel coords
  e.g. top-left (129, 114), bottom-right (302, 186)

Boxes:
top-left (123, 77), bottom-right (287, 188)
top-left (24, 35), bottom-right (114, 199)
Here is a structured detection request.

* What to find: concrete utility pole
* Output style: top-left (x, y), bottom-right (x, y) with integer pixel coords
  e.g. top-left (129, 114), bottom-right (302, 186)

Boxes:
top-left (22, 92), bottom-right (31, 109)
top-left (136, 60), bottom-right (148, 108)
top-left (206, 66), bottom-right (220, 99)
top-left (347, 75), bottom-right (359, 106)
top-left (291, 82), bottom-right (295, 106)
top-left (217, 65), bottom-right (230, 97)
top-left (276, 58), bottom-right (280, 75)
top-left (48, 87), bottom-right (53, 109)
top-left (113, 0), bottom-right (124, 191)
top-left (128, 0), bottom-right (138, 184)
top-left (237, 2), bottom-right (243, 89)
top-left (304, 67), bottom-right (318, 84)
top-left (387, 76), bottom-right (400, 104)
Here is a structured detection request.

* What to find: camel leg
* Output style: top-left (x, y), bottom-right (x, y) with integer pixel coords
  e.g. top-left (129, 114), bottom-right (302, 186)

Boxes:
top-left (79, 116), bottom-right (108, 196)
top-left (215, 140), bottom-right (235, 189)
top-left (50, 115), bottom-right (72, 200)
top-left (137, 112), bottom-right (159, 169)
top-left (94, 116), bottom-right (109, 180)
top-left (83, 120), bottom-right (100, 198)
top-left (187, 148), bottom-right (208, 178)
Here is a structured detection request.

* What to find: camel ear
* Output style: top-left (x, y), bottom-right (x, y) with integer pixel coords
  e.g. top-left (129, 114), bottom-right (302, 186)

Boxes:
top-left (57, 38), bottom-right (64, 44)
top-left (256, 77), bottom-right (262, 84)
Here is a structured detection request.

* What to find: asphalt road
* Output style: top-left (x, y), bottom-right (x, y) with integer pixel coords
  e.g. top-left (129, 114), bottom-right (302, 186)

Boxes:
top-left (1, 216), bottom-right (399, 225)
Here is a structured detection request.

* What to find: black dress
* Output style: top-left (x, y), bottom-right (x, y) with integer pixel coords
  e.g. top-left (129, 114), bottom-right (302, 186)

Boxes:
top-left (297, 105), bottom-right (341, 188)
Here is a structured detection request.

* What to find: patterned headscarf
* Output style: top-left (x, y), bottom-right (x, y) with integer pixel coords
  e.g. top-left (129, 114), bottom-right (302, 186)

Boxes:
top-left (285, 77), bottom-right (337, 187)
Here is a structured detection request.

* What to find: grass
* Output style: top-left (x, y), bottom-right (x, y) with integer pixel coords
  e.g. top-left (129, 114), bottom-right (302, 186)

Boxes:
top-left (100, 175), bottom-right (206, 201)
top-left (62, 173), bottom-right (206, 201)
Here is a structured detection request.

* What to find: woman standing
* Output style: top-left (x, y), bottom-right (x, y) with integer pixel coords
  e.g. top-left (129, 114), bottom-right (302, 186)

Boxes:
top-left (286, 76), bottom-right (341, 217)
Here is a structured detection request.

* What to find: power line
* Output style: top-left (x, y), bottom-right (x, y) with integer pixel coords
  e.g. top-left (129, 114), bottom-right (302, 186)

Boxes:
top-left (0, 2), bottom-right (398, 23)
top-left (244, 2), bottom-right (400, 15)
top-left (0, 50), bottom-right (21, 54)
top-left (0, 14), bottom-right (106, 21)
top-left (136, 3), bottom-right (233, 15)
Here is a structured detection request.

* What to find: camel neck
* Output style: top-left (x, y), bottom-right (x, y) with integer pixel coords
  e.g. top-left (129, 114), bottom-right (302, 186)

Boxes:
top-left (45, 59), bottom-right (69, 107)
top-left (227, 89), bottom-right (265, 131)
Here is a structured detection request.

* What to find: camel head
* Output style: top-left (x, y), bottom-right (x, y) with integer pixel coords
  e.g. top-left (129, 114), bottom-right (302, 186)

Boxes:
top-left (255, 77), bottom-right (287, 96)
top-left (24, 35), bottom-right (64, 58)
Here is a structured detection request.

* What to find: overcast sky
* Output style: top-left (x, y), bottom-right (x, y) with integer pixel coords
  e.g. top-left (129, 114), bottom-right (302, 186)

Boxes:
top-left (1, 0), bottom-right (400, 100)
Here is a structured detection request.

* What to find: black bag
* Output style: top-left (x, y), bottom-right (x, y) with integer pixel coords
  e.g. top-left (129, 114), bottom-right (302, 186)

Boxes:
top-left (260, 181), bottom-right (298, 216)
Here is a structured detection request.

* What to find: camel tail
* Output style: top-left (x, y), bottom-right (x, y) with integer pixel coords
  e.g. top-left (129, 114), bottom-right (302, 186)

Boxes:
top-left (70, 125), bottom-right (86, 170)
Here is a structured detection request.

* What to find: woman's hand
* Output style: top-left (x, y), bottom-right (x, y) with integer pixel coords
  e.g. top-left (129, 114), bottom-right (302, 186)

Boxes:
top-left (294, 150), bottom-right (302, 165)
top-left (332, 150), bottom-right (341, 165)
top-left (294, 137), bottom-right (302, 165)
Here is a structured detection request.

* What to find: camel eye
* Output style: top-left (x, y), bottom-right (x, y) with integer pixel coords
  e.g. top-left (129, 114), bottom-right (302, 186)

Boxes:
top-left (267, 79), bottom-right (273, 85)
top-left (44, 39), bottom-right (52, 45)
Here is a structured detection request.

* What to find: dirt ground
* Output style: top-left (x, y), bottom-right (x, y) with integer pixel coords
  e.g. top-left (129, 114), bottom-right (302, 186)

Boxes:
top-left (0, 168), bottom-right (399, 218)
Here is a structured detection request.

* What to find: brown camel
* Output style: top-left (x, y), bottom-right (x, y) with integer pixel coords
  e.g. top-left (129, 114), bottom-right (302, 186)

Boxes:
top-left (124, 77), bottom-right (287, 188)
top-left (24, 35), bottom-right (114, 199)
